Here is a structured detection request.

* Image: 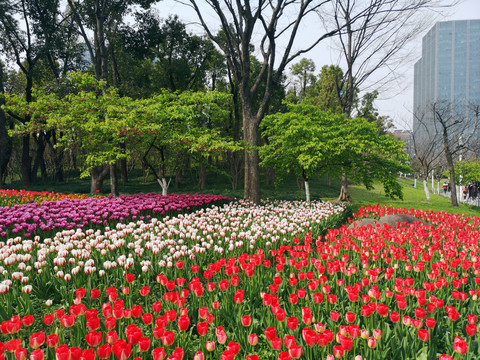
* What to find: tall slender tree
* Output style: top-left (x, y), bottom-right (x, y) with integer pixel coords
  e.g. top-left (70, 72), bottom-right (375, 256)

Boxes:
top-left (185, 0), bottom-right (343, 204)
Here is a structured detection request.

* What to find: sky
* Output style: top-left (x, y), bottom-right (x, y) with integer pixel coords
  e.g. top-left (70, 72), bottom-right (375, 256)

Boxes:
top-left (156, 0), bottom-right (480, 130)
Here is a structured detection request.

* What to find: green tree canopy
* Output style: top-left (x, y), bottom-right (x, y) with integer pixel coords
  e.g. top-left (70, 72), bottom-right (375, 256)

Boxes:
top-left (5, 73), bottom-right (238, 189)
top-left (260, 102), bottom-right (411, 201)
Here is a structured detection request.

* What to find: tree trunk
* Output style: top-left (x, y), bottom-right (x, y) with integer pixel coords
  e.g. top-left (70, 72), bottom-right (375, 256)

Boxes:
top-left (446, 155), bottom-right (458, 207)
top-left (198, 163), bottom-right (207, 189)
top-left (243, 114), bottom-right (261, 204)
top-left (157, 178), bottom-right (171, 196)
top-left (90, 166), bottom-right (110, 193)
top-left (423, 179), bottom-right (431, 201)
top-left (326, 173), bottom-right (332, 187)
top-left (304, 180), bottom-right (310, 202)
top-left (0, 63), bottom-right (12, 185)
top-left (21, 135), bottom-right (32, 186)
top-left (110, 163), bottom-right (119, 196)
top-left (337, 173), bottom-right (352, 202)
top-left (120, 143), bottom-right (128, 183)
top-left (32, 134), bottom-right (47, 184)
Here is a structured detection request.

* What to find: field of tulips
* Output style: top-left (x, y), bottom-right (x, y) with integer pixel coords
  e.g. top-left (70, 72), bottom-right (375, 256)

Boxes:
top-left (0, 194), bottom-right (479, 360)
top-left (0, 190), bottom-right (103, 208)
top-left (0, 193), bottom-right (230, 239)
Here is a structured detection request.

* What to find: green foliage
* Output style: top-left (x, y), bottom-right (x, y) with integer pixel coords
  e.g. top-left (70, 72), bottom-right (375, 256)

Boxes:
top-left (356, 90), bottom-right (394, 134)
top-left (260, 102), bottom-right (412, 199)
top-left (444, 159), bottom-right (480, 184)
top-left (5, 72), bottom-right (239, 178)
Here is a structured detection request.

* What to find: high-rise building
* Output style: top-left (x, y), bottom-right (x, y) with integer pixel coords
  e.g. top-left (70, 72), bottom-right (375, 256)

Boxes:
top-left (413, 19), bottom-right (480, 143)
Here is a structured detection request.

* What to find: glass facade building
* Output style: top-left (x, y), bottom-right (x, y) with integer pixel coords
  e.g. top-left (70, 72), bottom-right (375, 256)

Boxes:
top-left (413, 20), bottom-right (480, 142)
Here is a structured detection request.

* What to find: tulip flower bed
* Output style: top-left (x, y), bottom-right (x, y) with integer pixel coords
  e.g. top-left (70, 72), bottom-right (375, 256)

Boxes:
top-left (0, 193), bottom-right (230, 239)
top-left (0, 190), bottom-right (103, 208)
top-left (0, 200), bottom-right (479, 360)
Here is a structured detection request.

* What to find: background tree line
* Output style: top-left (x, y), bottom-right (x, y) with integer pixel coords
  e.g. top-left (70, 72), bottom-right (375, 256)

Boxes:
top-left (0, 1), bottom-right (448, 202)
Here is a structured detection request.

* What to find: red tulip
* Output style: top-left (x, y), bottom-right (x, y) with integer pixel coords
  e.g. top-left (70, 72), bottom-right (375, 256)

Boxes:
top-left (90, 289), bottom-right (100, 299)
top-left (248, 334), bottom-right (259, 346)
top-left (345, 312), bottom-right (356, 323)
top-left (227, 341), bottom-right (240, 355)
top-left (161, 331), bottom-right (175, 347)
top-left (330, 311), bottom-right (340, 322)
top-left (286, 317), bottom-right (298, 331)
top-left (70, 347), bottom-right (82, 360)
top-left (197, 322), bottom-right (209, 336)
top-left (14, 348), bottom-right (27, 360)
top-left (30, 332), bottom-right (45, 349)
top-left (43, 315), bottom-right (54, 326)
top-left (425, 318), bottom-right (436, 329)
top-left (205, 341), bottom-right (215, 352)
top-left (112, 340), bottom-right (132, 360)
top-left (139, 286), bottom-right (150, 296)
top-left (81, 349), bottom-right (95, 360)
top-left (389, 312), bottom-right (400, 323)
top-left (246, 355), bottom-right (259, 360)
top-left (418, 329), bottom-right (429, 342)
top-left (138, 337), bottom-right (151, 352)
top-left (265, 326), bottom-right (277, 341)
top-left (60, 315), bottom-right (75, 328)
top-left (453, 336), bottom-right (468, 354)
top-left (86, 317), bottom-right (100, 331)
top-left (46, 334), bottom-right (58, 348)
top-left (6, 339), bottom-right (22, 353)
top-left (30, 349), bottom-right (44, 360)
top-left (21, 316), bottom-right (34, 327)
top-left (289, 344), bottom-right (302, 359)
top-left (177, 315), bottom-right (190, 331)
top-left (55, 345), bottom-right (71, 360)
top-left (242, 315), bottom-right (252, 327)
top-left (85, 331), bottom-right (102, 347)
top-left (278, 351), bottom-right (292, 360)
top-left (313, 293), bottom-right (323, 304)
top-left (107, 331), bottom-right (118, 345)
top-left (271, 337), bottom-right (282, 350)
top-left (193, 351), bottom-right (204, 360)
top-left (125, 273), bottom-right (135, 283)
top-left (152, 347), bottom-right (165, 360)
top-left (97, 344), bottom-right (112, 359)
top-left (466, 324), bottom-right (477, 337)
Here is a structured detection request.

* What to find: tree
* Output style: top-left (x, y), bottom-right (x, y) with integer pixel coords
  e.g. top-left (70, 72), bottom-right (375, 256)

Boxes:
top-left (0, 61), bottom-right (12, 185)
top-left (289, 58), bottom-right (316, 101)
top-left (410, 114), bottom-right (443, 201)
top-left (309, 65), bottom-right (345, 113)
top-left (432, 101), bottom-right (480, 207)
top-left (327, 0), bottom-right (449, 201)
top-left (356, 90), bottom-right (393, 135)
top-left (5, 73), bottom-right (237, 194)
top-left (260, 102), bottom-right (411, 201)
top-left (185, 0), bottom-right (344, 204)
top-left (453, 160), bottom-right (480, 185)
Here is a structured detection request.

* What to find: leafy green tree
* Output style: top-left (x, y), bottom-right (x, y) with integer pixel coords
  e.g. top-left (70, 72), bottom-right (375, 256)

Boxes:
top-left (5, 73), bottom-right (237, 194)
top-left (451, 160), bottom-right (480, 185)
top-left (289, 58), bottom-right (316, 101)
top-left (356, 90), bottom-right (393, 135)
top-left (260, 102), bottom-right (411, 201)
top-left (309, 65), bottom-right (345, 114)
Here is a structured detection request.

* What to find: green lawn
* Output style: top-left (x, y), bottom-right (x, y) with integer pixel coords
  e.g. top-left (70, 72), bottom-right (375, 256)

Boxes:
top-left (2, 171), bottom-right (479, 217)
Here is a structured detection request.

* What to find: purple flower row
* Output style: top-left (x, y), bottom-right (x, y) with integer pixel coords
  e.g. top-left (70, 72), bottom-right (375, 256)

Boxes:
top-left (0, 193), bottom-right (230, 238)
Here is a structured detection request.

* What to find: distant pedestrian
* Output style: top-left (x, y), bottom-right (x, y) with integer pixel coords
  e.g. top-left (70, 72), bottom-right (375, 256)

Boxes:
top-left (443, 182), bottom-right (448, 194)
top-left (463, 185), bottom-right (468, 200)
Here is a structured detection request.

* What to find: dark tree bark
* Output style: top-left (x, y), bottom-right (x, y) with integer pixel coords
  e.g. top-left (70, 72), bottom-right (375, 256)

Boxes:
top-left (188, 0), bottom-right (340, 204)
top-left (338, 173), bottom-right (352, 202)
top-left (0, 63), bottom-right (12, 185)
top-left (90, 166), bottom-right (110, 194)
